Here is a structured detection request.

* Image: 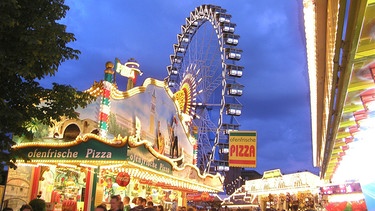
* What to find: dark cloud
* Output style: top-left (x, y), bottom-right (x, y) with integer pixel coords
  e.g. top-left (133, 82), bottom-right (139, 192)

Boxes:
top-left (43, 0), bottom-right (319, 175)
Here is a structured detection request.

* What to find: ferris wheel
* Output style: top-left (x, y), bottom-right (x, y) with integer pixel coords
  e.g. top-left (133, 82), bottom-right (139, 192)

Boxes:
top-left (166, 4), bottom-right (244, 174)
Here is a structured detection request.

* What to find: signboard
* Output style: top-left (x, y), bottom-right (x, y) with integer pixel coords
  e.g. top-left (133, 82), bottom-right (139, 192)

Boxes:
top-left (186, 192), bottom-right (214, 201)
top-left (15, 138), bottom-right (127, 161)
top-left (229, 131), bottom-right (256, 168)
top-left (127, 145), bottom-right (172, 174)
top-left (116, 172), bottom-right (130, 187)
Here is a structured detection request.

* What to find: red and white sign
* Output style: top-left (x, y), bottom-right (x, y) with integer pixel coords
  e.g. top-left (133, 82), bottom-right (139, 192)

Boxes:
top-left (116, 172), bottom-right (130, 187)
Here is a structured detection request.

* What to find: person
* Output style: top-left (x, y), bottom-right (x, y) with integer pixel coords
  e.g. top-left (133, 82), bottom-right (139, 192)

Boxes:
top-left (141, 198), bottom-right (147, 209)
top-left (123, 196), bottom-right (131, 211)
top-left (109, 195), bottom-right (123, 211)
top-left (131, 197), bottom-right (137, 207)
top-left (95, 204), bottom-right (108, 211)
top-left (29, 193), bottom-right (46, 211)
top-left (171, 200), bottom-right (177, 211)
top-left (144, 201), bottom-right (155, 211)
top-left (155, 121), bottom-right (165, 154)
top-left (3, 208), bottom-right (13, 211)
top-left (20, 205), bottom-right (33, 211)
top-left (156, 205), bottom-right (163, 211)
top-left (130, 197), bottom-right (143, 211)
top-left (170, 116), bottom-right (179, 158)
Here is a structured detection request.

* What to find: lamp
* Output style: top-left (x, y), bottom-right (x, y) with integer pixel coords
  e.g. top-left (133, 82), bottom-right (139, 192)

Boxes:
top-left (168, 80), bottom-right (176, 87)
top-left (227, 64), bottom-right (244, 77)
top-left (227, 84), bottom-right (244, 96)
top-left (222, 22), bottom-right (236, 33)
top-left (219, 148), bottom-right (229, 154)
top-left (169, 67), bottom-right (178, 75)
top-left (225, 48), bottom-right (242, 60)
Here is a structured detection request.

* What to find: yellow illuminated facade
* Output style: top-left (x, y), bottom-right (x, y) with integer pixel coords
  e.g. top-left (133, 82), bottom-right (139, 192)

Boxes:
top-left (304, 0), bottom-right (375, 208)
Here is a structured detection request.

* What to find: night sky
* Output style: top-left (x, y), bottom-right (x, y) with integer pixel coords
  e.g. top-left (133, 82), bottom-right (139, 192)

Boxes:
top-left (41, 0), bottom-right (320, 176)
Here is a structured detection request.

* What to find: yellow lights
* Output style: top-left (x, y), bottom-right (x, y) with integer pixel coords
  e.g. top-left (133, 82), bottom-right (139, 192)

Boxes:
top-left (17, 163), bottom-right (39, 167)
top-left (333, 141), bottom-right (346, 147)
top-left (98, 163), bottom-right (222, 193)
top-left (343, 103), bottom-right (364, 113)
top-left (109, 78), bottom-right (168, 100)
top-left (339, 120), bottom-right (357, 128)
top-left (348, 81), bottom-right (375, 92)
top-left (100, 164), bottom-right (123, 169)
top-left (80, 163), bottom-right (98, 168)
top-left (303, 0), bottom-right (318, 166)
top-left (58, 163), bottom-right (77, 168)
top-left (335, 132), bottom-right (351, 140)
top-left (37, 163), bottom-right (57, 168)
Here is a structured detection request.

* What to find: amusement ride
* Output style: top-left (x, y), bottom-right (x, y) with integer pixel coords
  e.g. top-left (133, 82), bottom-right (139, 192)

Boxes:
top-left (166, 4), bottom-right (244, 175)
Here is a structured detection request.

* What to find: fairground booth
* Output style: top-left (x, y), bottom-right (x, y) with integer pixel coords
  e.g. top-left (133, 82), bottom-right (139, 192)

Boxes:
top-left (222, 169), bottom-right (322, 211)
top-left (2, 61), bottom-right (223, 211)
top-left (303, 0), bottom-right (375, 210)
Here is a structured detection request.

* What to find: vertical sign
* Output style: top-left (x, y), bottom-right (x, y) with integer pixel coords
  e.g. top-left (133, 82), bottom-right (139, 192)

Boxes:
top-left (229, 131), bottom-right (257, 167)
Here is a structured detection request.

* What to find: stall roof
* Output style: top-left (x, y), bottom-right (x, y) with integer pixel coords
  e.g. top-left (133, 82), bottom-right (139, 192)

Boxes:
top-left (12, 134), bottom-right (224, 193)
top-left (304, 0), bottom-right (375, 181)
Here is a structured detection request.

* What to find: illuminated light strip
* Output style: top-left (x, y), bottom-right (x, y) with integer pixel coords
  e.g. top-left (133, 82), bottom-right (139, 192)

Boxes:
top-left (343, 104), bottom-right (364, 113)
top-left (339, 120), bottom-right (357, 128)
top-left (80, 163), bottom-right (98, 168)
top-left (109, 78), bottom-right (168, 100)
top-left (347, 81), bottom-right (375, 92)
top-left (37, 163), bottom-right (56, 167)
top-left (98, 62), bottom-right (114, 138)
top-left (58, 163), bottom-right (77, 168)
top-left (333, 141), bottom-right (347, 147)
top-left (127, 161), bottom-right (222, 192)
top-left (336, 132), bottom-right (351, 139)
top-left (17, 163), bottom-right (39, 167)
top-left (100, 164), bottom-right (123, 169)
top-left (332, 147), bottom-right (343, 154)
top-left (303, 0), bottom-right (318, 167)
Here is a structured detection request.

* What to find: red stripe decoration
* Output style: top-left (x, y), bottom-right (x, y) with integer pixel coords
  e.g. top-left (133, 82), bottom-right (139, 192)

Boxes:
top-left (229, 160), bottom-right (256, 165)
top-left (99, 112), bottom-right (108, 121)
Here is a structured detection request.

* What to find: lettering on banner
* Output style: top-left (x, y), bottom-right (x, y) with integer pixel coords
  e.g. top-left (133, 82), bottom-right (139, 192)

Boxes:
top-left (230, 145), bottom-right (255, 157)
top-left (26, 148), bottom-right (113, 159)
top-left (85, 149), bottom-right (112, 158)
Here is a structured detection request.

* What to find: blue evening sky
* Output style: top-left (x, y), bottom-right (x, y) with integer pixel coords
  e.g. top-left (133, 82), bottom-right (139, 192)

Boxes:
top-left (41, 0), bottom-right (319, 175)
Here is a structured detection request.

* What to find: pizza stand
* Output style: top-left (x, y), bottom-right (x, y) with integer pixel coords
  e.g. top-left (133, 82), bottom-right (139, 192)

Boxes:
top-left (3, 61), bottom-right (223, 211)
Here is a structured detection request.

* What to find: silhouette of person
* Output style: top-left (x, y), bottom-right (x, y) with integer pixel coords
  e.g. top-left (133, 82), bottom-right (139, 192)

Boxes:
top-left (170, 116), bottom-right (179, 158)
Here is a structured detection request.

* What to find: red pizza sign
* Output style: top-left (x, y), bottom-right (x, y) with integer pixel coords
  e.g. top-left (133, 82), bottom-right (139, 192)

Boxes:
top-left (116, 172), bottom-right (130, 187)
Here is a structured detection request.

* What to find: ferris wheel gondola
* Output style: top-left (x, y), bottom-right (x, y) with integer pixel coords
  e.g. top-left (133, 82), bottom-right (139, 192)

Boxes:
top-left (166, 5), bottom-right (244, 174)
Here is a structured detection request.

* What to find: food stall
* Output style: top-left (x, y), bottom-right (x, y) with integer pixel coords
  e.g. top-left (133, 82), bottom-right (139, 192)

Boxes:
top-left (222, 169), bottom-right (322, 211)
top-left (3, 61), bottom-right (223, 211)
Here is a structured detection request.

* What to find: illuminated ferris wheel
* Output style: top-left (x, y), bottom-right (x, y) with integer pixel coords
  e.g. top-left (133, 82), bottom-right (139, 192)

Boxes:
top-left (166, 4), bottom-right (244, 174)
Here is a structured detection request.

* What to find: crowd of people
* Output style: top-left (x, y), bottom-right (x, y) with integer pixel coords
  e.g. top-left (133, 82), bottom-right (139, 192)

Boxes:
top-left (2, 204), bottom-right (34, 211)
top-left (2, 195), bottom-right (199, 211)
top-left (95, 195), bottom-right (165, 211)
top-left (2, 192), bottom-right (47, 211)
